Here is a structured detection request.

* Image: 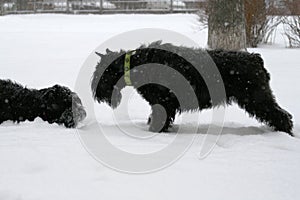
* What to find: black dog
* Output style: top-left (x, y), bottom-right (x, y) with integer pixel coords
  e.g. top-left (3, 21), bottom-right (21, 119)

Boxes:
top-left (91, 41), bottom-right (293, 136)
top-left (0, 79), bottom-right (86, 128)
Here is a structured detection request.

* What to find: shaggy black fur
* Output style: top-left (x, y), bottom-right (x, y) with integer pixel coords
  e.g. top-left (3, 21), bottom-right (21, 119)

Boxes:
top-left (0, 80), bottom-right (86, 128)
top-left (91, 41), bottom-right (293, 136)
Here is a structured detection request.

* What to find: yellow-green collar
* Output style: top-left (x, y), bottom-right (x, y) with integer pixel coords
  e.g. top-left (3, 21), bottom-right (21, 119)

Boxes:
top-left (124, 51), bottom-right (135, 86)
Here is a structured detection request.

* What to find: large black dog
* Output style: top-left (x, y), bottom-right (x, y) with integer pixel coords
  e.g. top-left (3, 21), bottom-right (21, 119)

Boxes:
top-left (0, 79), bottom-right (86, 128)
top-left (91, 41), bottom-right (293, 136)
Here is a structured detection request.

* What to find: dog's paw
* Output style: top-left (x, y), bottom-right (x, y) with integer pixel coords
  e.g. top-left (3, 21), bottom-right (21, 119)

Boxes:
top-left (272, 107), bottom-right (294, 136)
top-left (149, 121), bottom-right (169, 133)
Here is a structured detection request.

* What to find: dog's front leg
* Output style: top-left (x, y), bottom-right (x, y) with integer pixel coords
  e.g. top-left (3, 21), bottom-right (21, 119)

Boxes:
top-left (148, 104), bottom-right (168, 132)
top-left (148, 104), bottom-right (176, 132)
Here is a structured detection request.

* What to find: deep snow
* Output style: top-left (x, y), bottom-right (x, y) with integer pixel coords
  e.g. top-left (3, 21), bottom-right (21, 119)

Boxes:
top-left (0, 14), bottom-right (300, 200)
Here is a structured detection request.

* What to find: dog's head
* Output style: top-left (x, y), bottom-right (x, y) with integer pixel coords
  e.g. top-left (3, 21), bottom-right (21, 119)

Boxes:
top-left (40, 85), bottom-right (86, 128)
top-left (91, 49), bottom-right (127, 108)
top-left (91, 42), bottom-right (186, 109)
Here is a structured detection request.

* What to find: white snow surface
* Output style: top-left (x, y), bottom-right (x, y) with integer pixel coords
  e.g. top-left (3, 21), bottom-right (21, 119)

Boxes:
top-left (0, 14), bottom-right (300, 200)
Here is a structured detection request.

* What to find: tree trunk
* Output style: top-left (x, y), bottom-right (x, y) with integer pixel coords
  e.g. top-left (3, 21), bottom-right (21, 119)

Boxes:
top-left (0, 0), bottom-right (3, 15)
top-left (16, 0), bottom-right (28, 11)
top-left (245, 0), bottom-right (267, 47)
top-left (208, 0), bottom-right (247, 51)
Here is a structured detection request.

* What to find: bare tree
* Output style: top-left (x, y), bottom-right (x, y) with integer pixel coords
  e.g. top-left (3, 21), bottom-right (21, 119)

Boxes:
top-left (244, 0), bottom-right (267, 47)
top-left (0, 0), bottom-right (3, 15)
top-left (207, 0), bottom-right (247, 50)
top-left (282, 16), bottom-right (300, 48)
top-left (284, 0), bottom-right (300, 15)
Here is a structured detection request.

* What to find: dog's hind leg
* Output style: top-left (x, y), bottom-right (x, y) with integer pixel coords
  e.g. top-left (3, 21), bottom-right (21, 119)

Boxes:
top-left (235, 88), bottom-right (293, 136)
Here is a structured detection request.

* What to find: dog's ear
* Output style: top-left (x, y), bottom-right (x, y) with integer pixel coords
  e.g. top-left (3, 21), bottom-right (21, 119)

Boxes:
top-left (106, 48), bottom-right (112, 54)
top-left (41, 85), bottom-right (65, 99)
top-left (41, 87), bottom-right (56, 99)
top-left (95, 52), bottom-right (104, 58)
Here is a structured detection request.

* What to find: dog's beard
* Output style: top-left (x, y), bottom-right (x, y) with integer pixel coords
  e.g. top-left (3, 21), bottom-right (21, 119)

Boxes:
top-left (110, 87), bottom-right (122, 109)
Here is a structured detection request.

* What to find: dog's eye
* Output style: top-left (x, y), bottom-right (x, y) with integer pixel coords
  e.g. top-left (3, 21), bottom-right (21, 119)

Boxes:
top-left (51, 104), bottom-right (59, 110)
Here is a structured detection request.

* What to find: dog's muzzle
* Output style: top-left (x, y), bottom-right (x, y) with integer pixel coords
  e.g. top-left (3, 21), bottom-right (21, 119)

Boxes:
top-left (72, 102), bottom-right (87, 123)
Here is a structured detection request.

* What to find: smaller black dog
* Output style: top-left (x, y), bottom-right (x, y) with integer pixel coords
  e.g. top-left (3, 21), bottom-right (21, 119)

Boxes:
top-left (0, 79), bottom-right (86, 128)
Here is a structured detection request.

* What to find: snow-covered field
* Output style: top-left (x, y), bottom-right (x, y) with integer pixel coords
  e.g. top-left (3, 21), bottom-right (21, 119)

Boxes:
top-left (0, 14), bottom-right (300, 200)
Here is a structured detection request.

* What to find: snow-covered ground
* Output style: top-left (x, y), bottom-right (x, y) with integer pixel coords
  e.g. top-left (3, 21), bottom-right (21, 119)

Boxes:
top-left (0, 14), bottom-right (300, 200)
